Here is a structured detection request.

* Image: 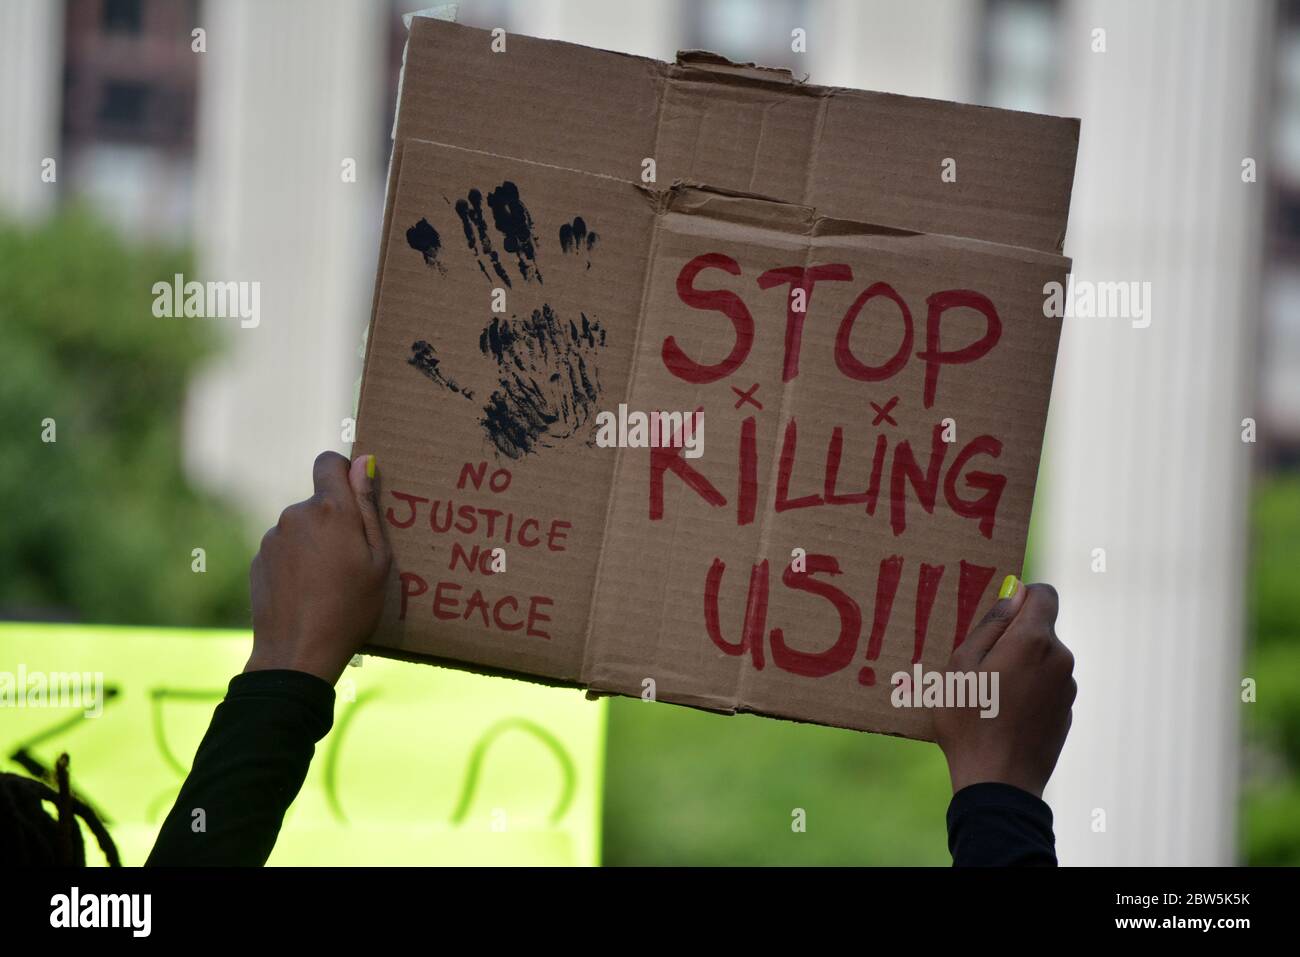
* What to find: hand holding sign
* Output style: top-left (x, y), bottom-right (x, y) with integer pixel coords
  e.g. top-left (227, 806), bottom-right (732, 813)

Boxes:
top-left (246, 452), bottom-right (392, 685)
top-left (935, 578), bottom-right (1076, 798)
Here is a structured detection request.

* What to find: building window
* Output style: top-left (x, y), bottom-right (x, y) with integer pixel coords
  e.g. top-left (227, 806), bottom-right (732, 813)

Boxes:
top-left (97, 80), bottom-right (148, 128)
top-left (102, 0), bottom-right (143, 35)
top-left (63, 0), bottom-right (197, 148)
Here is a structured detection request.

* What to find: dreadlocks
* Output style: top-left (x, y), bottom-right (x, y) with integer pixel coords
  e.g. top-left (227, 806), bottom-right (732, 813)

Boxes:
top-left (0, 753), bottom-right (120, 867)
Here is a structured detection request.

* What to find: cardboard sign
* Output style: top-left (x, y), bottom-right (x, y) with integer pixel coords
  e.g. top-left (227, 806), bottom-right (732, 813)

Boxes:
top-left (356, 19), bottom-right (1079, 740)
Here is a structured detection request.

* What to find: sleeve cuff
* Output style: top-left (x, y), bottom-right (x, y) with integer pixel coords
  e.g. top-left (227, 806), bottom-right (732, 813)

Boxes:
top-left (946, 782), bottom-right (1057, 867)
top-left (226, 669), bottom-right (336, 738)
top-left (948, 781), bottom-right (1054, 823)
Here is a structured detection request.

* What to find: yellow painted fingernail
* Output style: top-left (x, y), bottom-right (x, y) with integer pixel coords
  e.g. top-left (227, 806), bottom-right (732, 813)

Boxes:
top-left (998, 574), bottom-right (1019, 599)
top-left (366, 454), bottom-right (377, 480)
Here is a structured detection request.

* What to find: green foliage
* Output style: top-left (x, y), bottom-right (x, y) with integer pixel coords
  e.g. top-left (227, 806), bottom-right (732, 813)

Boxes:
top-left (0, 210), bottom-right (252, 627)
top-left (602, 698), bottom-right (951, 865)
top-left (1242, 474), bottom-right (1300, 864)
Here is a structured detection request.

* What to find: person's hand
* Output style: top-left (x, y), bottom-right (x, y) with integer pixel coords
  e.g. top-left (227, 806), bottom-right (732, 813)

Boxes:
top-left (933, 577), bottom-right (1075, 798)
top-left (245, 451), bottom-right (391, 685)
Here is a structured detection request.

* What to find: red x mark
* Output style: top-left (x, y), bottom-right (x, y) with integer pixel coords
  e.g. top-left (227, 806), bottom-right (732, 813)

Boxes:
top-left (871, 395), bottom-right (900, 426)
top-left (732, 383), bottom-right (763, 410)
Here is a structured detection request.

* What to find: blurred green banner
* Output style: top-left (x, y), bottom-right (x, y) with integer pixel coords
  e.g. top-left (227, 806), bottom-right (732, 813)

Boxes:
top-left (0, 623), bottom-right (605, 865)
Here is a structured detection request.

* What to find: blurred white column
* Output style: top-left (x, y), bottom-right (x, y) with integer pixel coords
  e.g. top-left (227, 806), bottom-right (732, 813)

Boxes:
top-left (812, 0), bottom-right (977, 99)
top-left (186, 0), bottom-right (384, 528)
top-left (507, 0), bottom-right (678, 58)
top-left (1043, 0), bottom-right (1271, 864)
top-left (0, 0), bottom-right (63, 219)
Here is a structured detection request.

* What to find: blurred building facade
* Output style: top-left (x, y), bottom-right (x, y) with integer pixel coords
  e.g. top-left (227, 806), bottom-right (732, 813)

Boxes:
top-left (1, 0), bottom-right (1292, 865)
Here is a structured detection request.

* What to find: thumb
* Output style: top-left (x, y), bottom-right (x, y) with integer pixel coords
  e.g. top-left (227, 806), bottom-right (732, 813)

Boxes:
top-left (950, 573), bottom-right (1027, 669)
top-left (348, 453), bottom-right (387, 557)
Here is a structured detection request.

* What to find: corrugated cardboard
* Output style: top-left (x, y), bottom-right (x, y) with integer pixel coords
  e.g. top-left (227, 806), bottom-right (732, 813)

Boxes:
top-left (356, 18), bottom-right (1079, 740)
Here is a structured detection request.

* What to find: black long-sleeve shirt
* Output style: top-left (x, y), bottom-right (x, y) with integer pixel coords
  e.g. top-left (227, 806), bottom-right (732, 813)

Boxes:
top-left (146, 669), bottom-right (1057, 866)
top-left (146, 670), bottom-right (333, 866)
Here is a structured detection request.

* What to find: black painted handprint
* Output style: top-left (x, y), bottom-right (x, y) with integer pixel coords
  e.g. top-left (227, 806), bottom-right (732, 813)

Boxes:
top-left (558, 216), bottom-right (598, 270)
top-left (449, 182), bottom-right (542, 286)
top-left (478, 307), bottom-right (605, 458)
top-left (405, 181), bottom-right (605, 460)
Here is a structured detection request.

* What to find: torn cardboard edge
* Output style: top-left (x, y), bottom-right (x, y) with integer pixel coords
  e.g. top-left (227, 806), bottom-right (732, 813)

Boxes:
top-left (674, 48), bottom-right (810, 85)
